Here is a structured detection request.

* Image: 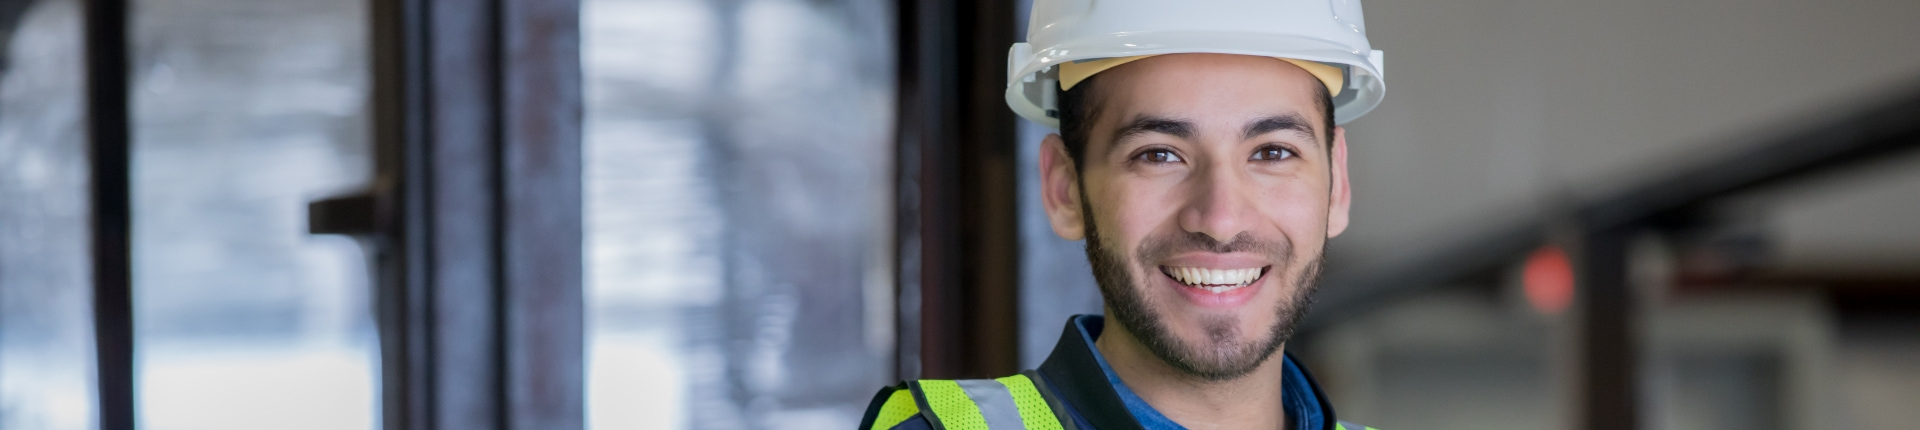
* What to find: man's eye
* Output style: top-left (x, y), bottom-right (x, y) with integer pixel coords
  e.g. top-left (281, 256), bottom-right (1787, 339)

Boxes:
top-left (1136, 149), bottom-right (1183, 164)
top-left (1251, 146), bottom-right (1295, 161)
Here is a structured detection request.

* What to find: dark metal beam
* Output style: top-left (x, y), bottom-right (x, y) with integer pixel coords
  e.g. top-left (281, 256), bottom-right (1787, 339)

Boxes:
top-left (897, 0), bottom-right (1021, 380)
top-left (1579, 90), bottom-right (1920, 231)
top-left (83, 0), bottom-right (134, 427)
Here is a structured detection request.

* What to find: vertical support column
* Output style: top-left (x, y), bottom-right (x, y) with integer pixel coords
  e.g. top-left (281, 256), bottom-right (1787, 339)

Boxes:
top-left (958, 0), bottom-right (1021, 381)
top-left (367, 0), bottom-right (581, 428)
top-left (897, 0), bottom-right (1021, 380)
top-left (497, 0), bottom-right (583, 427)
top-left (83, 0), bottom-right (134, 428)
top-left (1578, 226), bottom-right (1637, 430)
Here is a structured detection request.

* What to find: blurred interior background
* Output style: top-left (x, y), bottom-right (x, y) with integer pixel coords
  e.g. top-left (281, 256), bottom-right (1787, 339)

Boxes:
top-left (0, 0), bottom-right (1915, 429)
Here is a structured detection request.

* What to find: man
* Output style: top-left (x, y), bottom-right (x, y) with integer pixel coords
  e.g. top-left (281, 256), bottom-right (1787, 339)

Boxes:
top-left (861, 1), bottom-right (1387, 429)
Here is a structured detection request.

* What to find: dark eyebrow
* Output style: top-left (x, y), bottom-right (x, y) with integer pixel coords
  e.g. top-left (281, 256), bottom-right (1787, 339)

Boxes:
top-left (1106, 115), bottom-right (1195, 158)
top-left (1243, 114), bottom-right (1316, 141)
top-left (1113, 115), bottom-right (1194, 142)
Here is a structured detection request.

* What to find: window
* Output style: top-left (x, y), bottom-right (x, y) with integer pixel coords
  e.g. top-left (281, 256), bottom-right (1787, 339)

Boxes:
top-left (582, 0), bottom-right (897, 427)
top-left (129, 0), bottom-right (375, 427)
top-left (0, 1), bottom-right (93, 428)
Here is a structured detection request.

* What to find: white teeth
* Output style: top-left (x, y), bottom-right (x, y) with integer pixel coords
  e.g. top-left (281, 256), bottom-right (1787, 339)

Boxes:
top-left (1165, 266), bottom-right (1263, 291)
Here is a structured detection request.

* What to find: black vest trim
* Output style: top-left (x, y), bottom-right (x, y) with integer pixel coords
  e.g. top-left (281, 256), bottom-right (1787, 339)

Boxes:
top-left (1037, 316), bottom-right (1148, 430)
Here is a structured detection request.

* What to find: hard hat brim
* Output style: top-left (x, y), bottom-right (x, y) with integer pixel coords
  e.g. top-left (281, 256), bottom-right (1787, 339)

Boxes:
top-left (1006, 31), bottom-right (1385, 128)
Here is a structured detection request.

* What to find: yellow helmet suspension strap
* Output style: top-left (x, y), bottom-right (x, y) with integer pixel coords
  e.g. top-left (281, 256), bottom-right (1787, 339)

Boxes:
top-left (1057, 55), bottom-right (1347, 97)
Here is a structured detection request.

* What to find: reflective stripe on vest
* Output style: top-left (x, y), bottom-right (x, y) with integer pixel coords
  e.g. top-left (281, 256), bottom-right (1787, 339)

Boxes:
top-left (1335, 421), bottom-right (1378, 430)
top-left (877, 374), bottom-right (1370, 430)
top-left (897, 374), bottom-right (1066, 430)
top-left (991, 374), bottom-right (1062, 430)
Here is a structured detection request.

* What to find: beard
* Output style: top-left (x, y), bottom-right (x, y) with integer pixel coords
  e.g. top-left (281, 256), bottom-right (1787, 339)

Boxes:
top-left (1083, 202), bottom-right (1324, 382)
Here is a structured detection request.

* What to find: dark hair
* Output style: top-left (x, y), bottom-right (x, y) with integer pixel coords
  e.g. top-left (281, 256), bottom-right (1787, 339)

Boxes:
top-left (1055, 72), bottom-right (1336, 169)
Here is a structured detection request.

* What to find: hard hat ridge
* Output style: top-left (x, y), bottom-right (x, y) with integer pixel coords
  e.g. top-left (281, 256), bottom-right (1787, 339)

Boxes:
top-left (1007, 0), bottom-right (1387, 127)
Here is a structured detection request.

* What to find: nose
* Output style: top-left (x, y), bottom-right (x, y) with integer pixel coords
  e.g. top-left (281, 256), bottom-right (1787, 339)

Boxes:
top-left (1177, 163), bottom-right (1256, 245)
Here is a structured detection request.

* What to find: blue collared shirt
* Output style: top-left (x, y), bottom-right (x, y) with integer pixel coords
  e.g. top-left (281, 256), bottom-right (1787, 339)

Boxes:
top-left (1073, 315), bottom-right (1326, 430)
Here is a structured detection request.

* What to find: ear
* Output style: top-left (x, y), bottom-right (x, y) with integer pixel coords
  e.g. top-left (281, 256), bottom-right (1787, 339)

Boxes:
top-left (1040, 133), bottom-right (1087, 240)
top-left (1326, 126), bottom-right (1352, 238)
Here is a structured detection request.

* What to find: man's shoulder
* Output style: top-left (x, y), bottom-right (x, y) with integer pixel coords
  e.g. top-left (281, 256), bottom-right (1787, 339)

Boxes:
top-left (857, 374), bottom-right (1069, 430)
top-left (858, 383), bottom-right (921, 430)
top-left (865, 411), bottom-right (932, 430)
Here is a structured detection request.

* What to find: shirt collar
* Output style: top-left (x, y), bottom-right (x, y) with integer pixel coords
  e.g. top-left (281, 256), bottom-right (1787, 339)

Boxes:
top-left (1039, 315), bottom-right (1335, 430)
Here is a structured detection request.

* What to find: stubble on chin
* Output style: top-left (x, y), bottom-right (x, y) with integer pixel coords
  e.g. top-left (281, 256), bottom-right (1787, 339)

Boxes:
top-left (1084, 220), bottom-right (1324, 382)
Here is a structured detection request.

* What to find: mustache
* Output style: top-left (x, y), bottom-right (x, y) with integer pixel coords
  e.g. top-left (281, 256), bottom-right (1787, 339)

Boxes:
top-left (1135, 230), bottom-right (1292, 266)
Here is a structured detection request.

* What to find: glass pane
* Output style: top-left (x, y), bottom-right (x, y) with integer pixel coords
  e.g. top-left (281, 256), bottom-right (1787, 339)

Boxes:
top-left (130, 0), bottom-right (375, 427)
top-left (0, 0), bottom-right (95, 428)
top-left (582, 0), bottom-right (897, 427)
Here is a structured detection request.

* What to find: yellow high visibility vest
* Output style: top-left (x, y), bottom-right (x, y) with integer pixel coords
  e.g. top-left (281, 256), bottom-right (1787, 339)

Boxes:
top-left (867, 373), bottom-right (1379, 430)
top-left (870, 374), bottom-right (1064, 430)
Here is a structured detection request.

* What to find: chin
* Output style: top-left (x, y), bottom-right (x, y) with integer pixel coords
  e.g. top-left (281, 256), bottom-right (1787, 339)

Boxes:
top-left (1159, 280), bottom-right (1283, 342)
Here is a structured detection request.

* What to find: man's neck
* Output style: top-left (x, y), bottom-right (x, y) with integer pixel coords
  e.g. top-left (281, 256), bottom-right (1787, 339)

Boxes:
top-left (1095, 314), bottom-right (1290, 430)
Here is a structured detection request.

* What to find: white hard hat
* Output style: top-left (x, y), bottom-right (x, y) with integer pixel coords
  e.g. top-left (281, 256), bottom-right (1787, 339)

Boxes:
top-left (1007, 0), bottom-right (1387, 128)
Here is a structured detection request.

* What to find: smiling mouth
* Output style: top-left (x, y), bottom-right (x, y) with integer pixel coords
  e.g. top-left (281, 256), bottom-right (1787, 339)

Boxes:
top-left (1160, 265), bottom-right (1269, 294)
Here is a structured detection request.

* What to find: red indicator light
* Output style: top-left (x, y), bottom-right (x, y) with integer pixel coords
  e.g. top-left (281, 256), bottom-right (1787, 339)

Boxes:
top-left (1523, 245), bottom-right (1575, 315)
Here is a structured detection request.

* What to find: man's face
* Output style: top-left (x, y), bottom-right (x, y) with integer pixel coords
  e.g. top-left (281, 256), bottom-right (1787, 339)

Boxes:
top-left (1041, 54), bottom-right (1352, 381)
